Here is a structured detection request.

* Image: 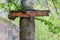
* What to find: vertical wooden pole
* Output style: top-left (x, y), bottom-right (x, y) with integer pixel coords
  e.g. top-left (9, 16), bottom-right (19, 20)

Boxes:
top-left (20, 17), bottom-right (35, 40)
top-left (20, 0), bottom-right (35, 40)
top-left (8, 0), bottom-right (49, 40)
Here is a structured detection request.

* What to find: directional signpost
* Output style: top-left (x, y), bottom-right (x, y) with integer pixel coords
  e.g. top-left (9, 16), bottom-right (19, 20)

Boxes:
top-left (8, 0), bottom-right (50, 40)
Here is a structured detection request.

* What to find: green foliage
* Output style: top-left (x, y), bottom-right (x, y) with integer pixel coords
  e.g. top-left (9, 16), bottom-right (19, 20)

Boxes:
top-left (34, 0), bottom-right (60, 35)
top-left (0, 0), bottom-right (26, 12)
top-left (0, 0), bottom-right (60, 40)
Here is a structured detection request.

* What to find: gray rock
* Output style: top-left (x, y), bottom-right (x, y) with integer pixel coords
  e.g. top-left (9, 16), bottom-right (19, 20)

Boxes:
top-left (0, 15), bottom-right (19, 40)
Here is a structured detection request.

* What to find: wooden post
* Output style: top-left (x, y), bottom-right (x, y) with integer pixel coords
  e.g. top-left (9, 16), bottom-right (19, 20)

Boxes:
top-left (8, 10), bottom-right (50, 40)
top-left (20, 0), bottom-right (35, 40)
top-left (20, 10), bottom-right (49, 40)
top-left (8, 0), bottom-right (50, 40)
top-left (20, 17), bottom-right (35, 40)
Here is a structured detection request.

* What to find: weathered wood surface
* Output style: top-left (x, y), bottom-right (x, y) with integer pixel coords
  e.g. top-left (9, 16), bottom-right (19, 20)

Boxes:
top-left (20, 0), bottom-right (35, 40)
top-left (9, 10), bottom-right (50, 17)
top-left (20, 17), bottom-right (35, 40)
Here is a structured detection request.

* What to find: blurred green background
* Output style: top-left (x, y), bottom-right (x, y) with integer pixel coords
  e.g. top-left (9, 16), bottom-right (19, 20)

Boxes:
top-left (0, 0), bottom-right (60, 40)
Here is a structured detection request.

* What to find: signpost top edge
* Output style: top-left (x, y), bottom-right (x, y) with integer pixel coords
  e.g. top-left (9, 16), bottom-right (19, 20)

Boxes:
top-left (10, 9), bottom-right (50, 12)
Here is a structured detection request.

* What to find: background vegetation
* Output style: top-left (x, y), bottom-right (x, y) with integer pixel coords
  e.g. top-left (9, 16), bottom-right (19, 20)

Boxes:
top-left (0, 0), bottom-right (60, 40)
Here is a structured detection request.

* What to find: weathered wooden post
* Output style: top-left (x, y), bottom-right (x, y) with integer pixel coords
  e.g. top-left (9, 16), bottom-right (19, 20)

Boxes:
top-left (8, 0), bottom-right (50, 40)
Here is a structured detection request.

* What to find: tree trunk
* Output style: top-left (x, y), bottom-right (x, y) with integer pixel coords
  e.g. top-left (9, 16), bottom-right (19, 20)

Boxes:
top-left (20, 0), bottom-right (36, 40)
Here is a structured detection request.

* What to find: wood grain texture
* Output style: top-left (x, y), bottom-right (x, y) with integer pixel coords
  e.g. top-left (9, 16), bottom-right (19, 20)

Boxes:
top-left (20, 17), bottom-right (35, 40)
top-left (9, 10), bottom-right (50, 17)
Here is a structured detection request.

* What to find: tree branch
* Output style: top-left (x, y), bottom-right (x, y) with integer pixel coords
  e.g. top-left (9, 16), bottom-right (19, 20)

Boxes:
top-left (52, 0), bottom-right (59, 15)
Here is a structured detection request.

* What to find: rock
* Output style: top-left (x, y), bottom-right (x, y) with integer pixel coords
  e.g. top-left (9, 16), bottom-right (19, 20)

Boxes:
top-left (0, 15), bottom-right (19, 40)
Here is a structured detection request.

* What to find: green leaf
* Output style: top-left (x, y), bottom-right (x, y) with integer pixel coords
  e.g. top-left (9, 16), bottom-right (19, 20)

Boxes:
top-left (0, 3), bottom-right (5, 8)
